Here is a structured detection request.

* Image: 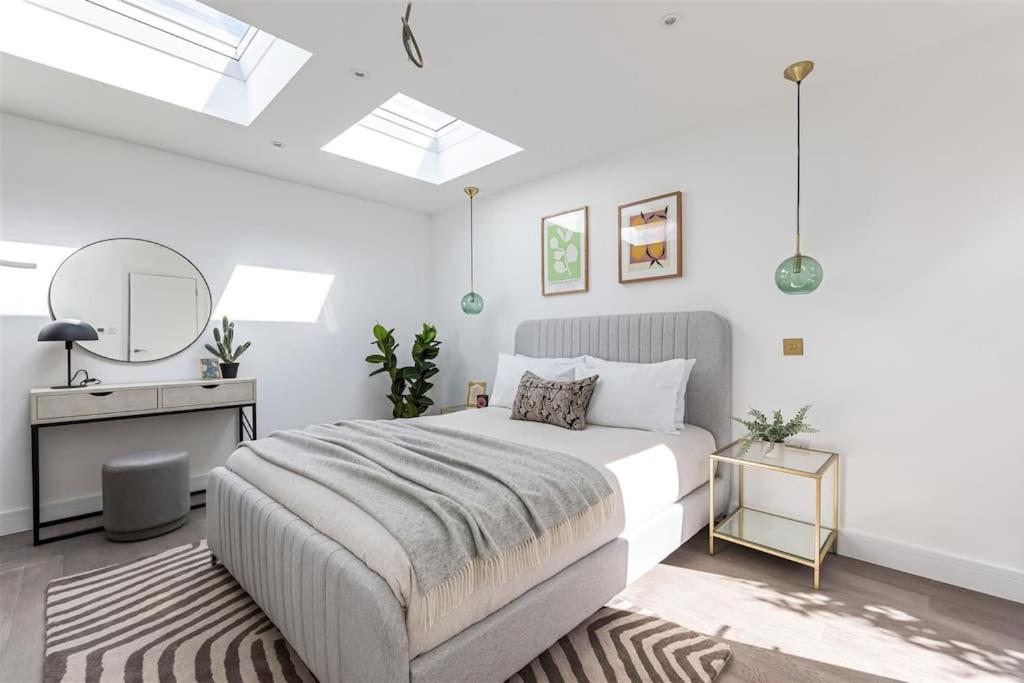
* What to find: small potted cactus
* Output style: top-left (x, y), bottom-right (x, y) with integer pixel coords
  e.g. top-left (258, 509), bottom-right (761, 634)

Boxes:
top-left (205, 315), bottom-right (251, 378)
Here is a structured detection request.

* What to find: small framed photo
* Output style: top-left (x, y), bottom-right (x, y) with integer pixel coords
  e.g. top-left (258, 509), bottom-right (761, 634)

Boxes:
top-left (200, 358), bottom-right (221, 380)
top-left (541, 206), bottom-right (589, 296)
top-left (476, 393), bottom-right (490, 408)
top-left (618, 191), bottom-right (683, 284)
top-left (466, 380), bottom-right (487, 408)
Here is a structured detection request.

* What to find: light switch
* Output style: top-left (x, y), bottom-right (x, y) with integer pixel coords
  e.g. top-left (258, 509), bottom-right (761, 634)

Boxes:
top-left (783, 338), bottom-right (804, 356)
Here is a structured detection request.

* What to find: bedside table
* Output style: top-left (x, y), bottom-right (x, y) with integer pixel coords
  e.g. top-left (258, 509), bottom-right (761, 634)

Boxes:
top-left (709, 439), bottom-right (840, 589)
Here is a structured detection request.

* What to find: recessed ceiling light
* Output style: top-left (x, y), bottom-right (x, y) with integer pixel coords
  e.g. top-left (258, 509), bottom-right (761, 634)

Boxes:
top-left (269, 140), bottom-right (285, 148)
top-left (660, 13), bottom-right (680, 28)
top-left (350, 67), bottom-right (370, 80)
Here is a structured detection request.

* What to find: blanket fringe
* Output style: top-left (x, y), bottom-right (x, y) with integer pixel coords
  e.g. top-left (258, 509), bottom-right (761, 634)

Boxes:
top-left (420, 495), bottom-right (615, 631)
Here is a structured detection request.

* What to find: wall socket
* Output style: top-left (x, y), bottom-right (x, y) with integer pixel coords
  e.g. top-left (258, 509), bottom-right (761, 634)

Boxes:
top-left (783, 338), bottom-right (804, 355)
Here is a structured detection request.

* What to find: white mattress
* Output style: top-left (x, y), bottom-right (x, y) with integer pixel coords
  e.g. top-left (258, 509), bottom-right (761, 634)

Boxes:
top-left (226, 407), bottom-right (714, 656)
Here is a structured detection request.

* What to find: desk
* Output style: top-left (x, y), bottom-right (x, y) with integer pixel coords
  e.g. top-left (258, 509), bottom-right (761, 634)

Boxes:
top-left (30, 378), bottom-right (257, 545)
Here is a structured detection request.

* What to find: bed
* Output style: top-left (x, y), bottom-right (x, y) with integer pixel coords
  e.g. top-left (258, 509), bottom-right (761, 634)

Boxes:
top-left (207, 311), bottom-right (732, 682)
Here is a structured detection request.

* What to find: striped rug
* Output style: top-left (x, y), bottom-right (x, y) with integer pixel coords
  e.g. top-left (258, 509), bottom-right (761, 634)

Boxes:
top-left (508, 601), bottom-right (731, 682)
top-left (45, 541), bottom-right (730, 682)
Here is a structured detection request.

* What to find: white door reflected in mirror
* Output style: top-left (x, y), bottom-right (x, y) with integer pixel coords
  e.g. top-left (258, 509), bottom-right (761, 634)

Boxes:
top-left (49, 239), bottom-right (212, 362)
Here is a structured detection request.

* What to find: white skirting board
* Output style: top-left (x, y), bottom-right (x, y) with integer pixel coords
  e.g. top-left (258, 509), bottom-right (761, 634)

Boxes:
top-left (839, 528), bottom-right (1024, 604)
top-left (0, 473), bottom-right (208, 536)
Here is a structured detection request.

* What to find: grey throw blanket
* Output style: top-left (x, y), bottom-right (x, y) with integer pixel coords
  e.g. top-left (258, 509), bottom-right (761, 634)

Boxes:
top-left (241, 419), bottom-right (614, 626)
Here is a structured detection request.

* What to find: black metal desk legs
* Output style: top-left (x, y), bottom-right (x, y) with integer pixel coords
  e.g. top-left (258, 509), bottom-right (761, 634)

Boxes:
top-left (31, 425), bottom-right (40, 546)
top-left (239, 404), bottom-right (257, 441)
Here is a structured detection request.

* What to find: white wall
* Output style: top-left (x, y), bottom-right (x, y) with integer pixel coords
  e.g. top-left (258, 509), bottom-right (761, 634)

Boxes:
top-left (0, 114), bottom-right (432, 532)
top-left (428, 24), bottom-right (1024, 601)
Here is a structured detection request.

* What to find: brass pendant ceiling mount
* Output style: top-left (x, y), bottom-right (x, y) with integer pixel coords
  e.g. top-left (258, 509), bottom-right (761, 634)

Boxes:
top-left (783, 60), bottom-right (815, 83)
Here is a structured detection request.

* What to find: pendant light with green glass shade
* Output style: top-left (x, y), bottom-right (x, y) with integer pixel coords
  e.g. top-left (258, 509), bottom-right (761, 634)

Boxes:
top-left (460, 186), bottom-right (484, 314)
top-left (775, 60), bottom-right (823, 295)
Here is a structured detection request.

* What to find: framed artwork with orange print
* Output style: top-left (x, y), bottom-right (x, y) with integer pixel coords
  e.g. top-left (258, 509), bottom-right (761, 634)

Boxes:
top-left (617, 191), bottom-right (683, 284)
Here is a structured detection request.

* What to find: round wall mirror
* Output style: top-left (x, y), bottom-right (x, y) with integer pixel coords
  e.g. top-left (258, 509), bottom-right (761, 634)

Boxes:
top-left (49, 238), bottom-right (212, 362)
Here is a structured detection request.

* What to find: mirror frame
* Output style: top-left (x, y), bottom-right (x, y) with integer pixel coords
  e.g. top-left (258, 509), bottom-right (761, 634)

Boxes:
top-left (48, 237), bottom-right (213, 363)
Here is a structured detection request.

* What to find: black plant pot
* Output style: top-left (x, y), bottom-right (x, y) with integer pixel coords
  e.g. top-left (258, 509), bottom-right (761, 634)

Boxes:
top-left (220, 362), bottom-right (239, 379)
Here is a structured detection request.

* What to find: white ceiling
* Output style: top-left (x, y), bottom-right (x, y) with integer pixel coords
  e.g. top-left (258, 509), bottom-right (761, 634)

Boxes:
top-left (2, 1), bottom-right (1019, 214)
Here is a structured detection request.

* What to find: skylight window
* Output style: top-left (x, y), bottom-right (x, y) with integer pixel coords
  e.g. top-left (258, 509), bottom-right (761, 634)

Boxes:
top-left (0, 0), bottom-right (311, 125)
top-left (321, 93), bottom-right (523, 185)
top-left (380, 94), bottom-right (458, 133)
top-left (88, 0), bottom-right (254, 58)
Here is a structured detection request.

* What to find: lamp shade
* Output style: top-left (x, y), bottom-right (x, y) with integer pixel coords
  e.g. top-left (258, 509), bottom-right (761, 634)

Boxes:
top-left (38, 319), bottom-right (99, 342)
top-left (460, 291), bottom-right (484, 315)
top-left (775, 254), bottom-right (823, 294)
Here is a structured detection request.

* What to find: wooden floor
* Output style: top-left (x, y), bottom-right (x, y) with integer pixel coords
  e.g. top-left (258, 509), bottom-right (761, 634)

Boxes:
top-left (623, 540), bottom-right (1024, 683)
top-left (1, 510), bottom-right (1021, 682)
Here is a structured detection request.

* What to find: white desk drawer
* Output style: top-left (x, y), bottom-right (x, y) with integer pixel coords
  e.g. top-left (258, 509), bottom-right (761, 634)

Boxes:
top-left (161, 381), bottom-right (254, 409)
top-left (35, 388), bottom-right (159, 421)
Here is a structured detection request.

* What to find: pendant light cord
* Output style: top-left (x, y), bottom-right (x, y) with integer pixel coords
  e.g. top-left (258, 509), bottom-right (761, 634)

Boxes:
top-left (796, 79), bottom-right (802, 256)
top-left (469, 193), bottom-right (475, 293)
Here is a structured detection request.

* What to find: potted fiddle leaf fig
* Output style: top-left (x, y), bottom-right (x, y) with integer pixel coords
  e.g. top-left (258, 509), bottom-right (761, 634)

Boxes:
top-left (365, 323), bottom-right (441, 418)
top-left (205, 315), bottom-right (251, 378)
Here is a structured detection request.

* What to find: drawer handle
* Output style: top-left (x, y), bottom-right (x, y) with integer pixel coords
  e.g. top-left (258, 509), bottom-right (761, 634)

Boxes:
top-left (89, 391), bottom-right (113, 397)
top-left (200, 384), bottom-right (220, 389)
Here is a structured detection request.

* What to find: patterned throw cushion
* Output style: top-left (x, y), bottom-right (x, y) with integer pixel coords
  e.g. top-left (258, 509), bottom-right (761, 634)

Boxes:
top-left (510, 371), bottom-right (598, 431)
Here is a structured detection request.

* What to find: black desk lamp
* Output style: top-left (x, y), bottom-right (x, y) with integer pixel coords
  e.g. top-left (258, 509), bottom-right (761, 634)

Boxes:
top-left (38, 319), bottom-right (99, 389)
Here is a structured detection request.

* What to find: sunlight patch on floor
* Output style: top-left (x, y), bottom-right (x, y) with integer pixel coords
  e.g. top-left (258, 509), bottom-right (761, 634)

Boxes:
top-left (621, 561), bottom-right (1023, 682)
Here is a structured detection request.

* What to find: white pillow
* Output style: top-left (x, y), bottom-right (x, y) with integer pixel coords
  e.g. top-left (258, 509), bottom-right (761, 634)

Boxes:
top-left (491, 354), bottom-right (582, 408)
top-left (585, 356), bottom-right (697, 427)
top-left (673, 359), bottom-right (697, 427)
top-left (579, 357), bottom-right (692, 433)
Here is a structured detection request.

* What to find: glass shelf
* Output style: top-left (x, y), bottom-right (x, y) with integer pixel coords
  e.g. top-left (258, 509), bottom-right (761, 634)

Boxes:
top-left (712, 440), bottom-right (836, 478)
top-left (714, 507), bottom-right (833, 564)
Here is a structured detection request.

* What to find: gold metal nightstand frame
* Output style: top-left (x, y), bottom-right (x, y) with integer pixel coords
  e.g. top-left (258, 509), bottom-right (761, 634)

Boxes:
top-left (709, 438), bottom-right (840, 589)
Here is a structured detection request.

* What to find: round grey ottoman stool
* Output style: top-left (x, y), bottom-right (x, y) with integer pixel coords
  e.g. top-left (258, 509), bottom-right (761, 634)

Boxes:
top-left (102, 450), bottom-right (190, 542)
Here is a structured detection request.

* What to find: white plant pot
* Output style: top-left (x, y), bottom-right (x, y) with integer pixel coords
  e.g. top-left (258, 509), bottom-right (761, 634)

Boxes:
top-left (761, 440), bottom-right (785, 458)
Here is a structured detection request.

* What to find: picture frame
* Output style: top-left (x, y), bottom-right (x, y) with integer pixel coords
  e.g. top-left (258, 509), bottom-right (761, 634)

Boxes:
top-left (200, 358), bottom-right (221, 380)
top-left (541, 206), bottom-right (589, 296)
top-left (466, 380), bottom-right (487, 408)
top-left (617, 191), bottom-right (683, 284)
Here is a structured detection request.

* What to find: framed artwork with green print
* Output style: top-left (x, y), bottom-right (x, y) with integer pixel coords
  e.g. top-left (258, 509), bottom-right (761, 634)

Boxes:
top-left (541, 206), bottom-right (589, 296)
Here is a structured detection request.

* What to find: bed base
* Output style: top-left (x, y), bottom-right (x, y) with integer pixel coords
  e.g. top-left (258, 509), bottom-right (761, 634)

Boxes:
top-left (207, 466), bottom-right (729, 682)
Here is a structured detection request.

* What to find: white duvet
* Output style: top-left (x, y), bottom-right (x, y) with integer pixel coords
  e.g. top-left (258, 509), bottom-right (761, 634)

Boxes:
top-left (226, 406), bottom-right (714, 656)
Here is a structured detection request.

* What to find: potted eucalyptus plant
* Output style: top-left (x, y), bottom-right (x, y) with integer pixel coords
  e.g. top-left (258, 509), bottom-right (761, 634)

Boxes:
top-left (204, 315), bottom-right (251, 379)
top-left (733, 405), bottom-right (817, 457)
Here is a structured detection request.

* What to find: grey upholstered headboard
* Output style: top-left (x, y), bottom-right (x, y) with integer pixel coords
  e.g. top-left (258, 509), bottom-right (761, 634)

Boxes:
top-left (514, 312), bottom-right (732, 449)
